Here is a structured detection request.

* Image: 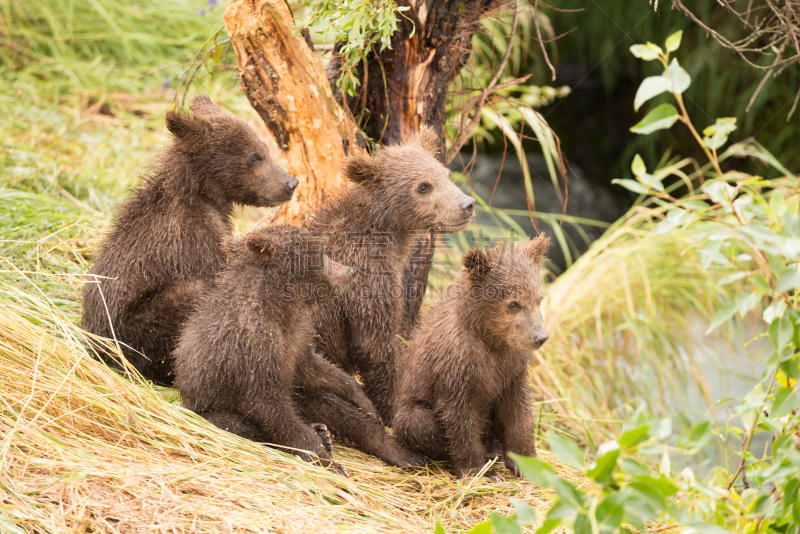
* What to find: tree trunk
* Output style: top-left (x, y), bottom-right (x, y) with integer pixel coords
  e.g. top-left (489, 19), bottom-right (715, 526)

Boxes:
top-left (224, 0), bottom-right (362, 225)
top-left (224, 0), bottom-right (498, 330)
top-left (339, 0), bottom-right (493, 148)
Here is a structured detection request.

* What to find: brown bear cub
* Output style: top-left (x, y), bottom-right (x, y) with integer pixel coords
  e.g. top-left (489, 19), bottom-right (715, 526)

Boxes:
top-left (307, 127), bottom-right (476, 423)
top-left (174, 224), bottom-right (423, 474)
top-left (393, 235), bottom-right (551, 479)
top-left (82, 95), bottom-right (298, 385)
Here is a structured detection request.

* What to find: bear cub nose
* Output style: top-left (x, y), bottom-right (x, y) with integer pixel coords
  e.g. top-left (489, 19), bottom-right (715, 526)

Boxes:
top-left (286, 176), bottom-right (299, 191)
top-left (534, 332), bottom-right (549, 348)
top-left (459, 197), bottom-right (476, 215)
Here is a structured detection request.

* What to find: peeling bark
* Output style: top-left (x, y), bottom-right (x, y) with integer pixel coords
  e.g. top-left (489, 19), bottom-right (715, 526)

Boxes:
top-left (340, 0), bottom-right (495, 149)
top-left (224, 0), bottom-right (362, 225)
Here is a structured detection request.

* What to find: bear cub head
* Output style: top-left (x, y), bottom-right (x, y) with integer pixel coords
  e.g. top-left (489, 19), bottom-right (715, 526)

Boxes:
top-left (224, 224), bottom-right (354, 301)
top-left (165, 95), bottom-right (299, 207)
top-left (343, 126), bottom-right (476, 232)
top-left (461, 234), bottom-right (551, 351)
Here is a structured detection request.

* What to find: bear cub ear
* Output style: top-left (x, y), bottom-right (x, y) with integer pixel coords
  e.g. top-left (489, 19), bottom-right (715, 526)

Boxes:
top-left (343, 153), bottom-right (379, 185)
top-left (463, 248), bottom-right (491, 279)
top-left (412, 125), bottom-right (441, 157)
top-left (524, 233), bottom-right (551, 264)
top-left (165, 110), bottom-right (211, 143)
top-left (189, 95), bottom-right (225, 119)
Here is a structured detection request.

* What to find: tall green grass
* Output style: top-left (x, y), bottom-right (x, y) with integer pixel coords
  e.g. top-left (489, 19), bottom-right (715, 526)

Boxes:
top-left (0, 0), bottom-right (257, 212)
top-left (0, 0), bottom-right (226, 91)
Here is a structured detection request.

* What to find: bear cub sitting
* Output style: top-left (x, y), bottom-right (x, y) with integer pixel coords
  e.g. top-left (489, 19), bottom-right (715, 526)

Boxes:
top-left (82, 95), bottom-right (299, 385)
top-left (307, 127), bottom-right (476, 423)
top-left (174, 224), bottom-right (422, 474)
top-left (393, 235), bottom-right (551, 479)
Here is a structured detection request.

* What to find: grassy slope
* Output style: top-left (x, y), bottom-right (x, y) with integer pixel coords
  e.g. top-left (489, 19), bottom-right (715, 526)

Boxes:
top-left (0, 1), bottom-right (584, 532)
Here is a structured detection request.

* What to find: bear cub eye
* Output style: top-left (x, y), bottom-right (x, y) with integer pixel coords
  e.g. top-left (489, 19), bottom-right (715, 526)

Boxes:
top-left (248, 153), bottom-right (264, 166)
top-left (417, 182), bottom-right (432, 194)
top-left (507, 300), bottom-right (522, 311)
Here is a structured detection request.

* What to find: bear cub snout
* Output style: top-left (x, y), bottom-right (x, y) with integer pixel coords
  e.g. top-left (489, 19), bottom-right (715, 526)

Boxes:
top-left (393, 234), bottom-right (551, 479)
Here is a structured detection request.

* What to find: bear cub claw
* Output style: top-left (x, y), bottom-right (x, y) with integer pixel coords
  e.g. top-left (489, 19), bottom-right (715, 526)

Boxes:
top-left (312, 423), bottom-right (333, 456)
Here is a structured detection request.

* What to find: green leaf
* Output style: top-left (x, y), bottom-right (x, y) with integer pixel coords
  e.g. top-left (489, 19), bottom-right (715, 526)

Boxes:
top-left (630, 43), bottom-right (663, 61)
top-left (546, 431), bottom-right (584, 469)
top-left (792, 308), bottom-right (800, 349)
top-left (753, 494), bottom-right (777, 518)
top-left (736, 292), bottom-right (760, 318)
top-left (588, 446), bottom-right (620, 484)
top-left (620, 458), bottom-right (651, 476)
top-left (655, 417), bottom-right (672, 440)
top-left (466, 519), bottom-right (493, 534)
top-left (630, 104), bottom-right (679, 135)
top-left (633, 76), bottom-right (672, 112)
top-left (706, 299), bottom-right (737, 334)
top-left (753, 274), bottom-right (772, 293)
top-left (716, 272), bottom-right (746, 286)
top-left (509, 454), bottom-right (557, 486)
top-left (653, 209), bottom-right (687, 235)
top-left (638, 172), bottom-right (664, 192)
top-left (666, 58), bottom-right (691, 94)
top-left (764, 300), bottom-right (788, 324)
top-left (657, 451), bottom-right (670, 482)
top-left (611, 179), bottom-right (649, 195)
top-left (435, 522), bottom-right (446, 534)
top-left (769, 314), bottom-right (794, 350)
top-left (684, 421), bottom-right (712, 451)
top-left (653, 209), bottom-right (685, 234)
top-left (702, 180), bottom-right (736, 205)
top-left (631, 154), bottom-right (646, 176)
top-left (735, 385), bottom-right (765, 431)
top-left (534, 517), bottom-right (562, 534)
top-left (511, 499), bottom-right (537, 525)
top-left (490, 513), bottom-right (520, 534)
top-left (619, 425), bottom-right (650, 449)
top-left (777, 265), bottom-right (800, 293)
top-left (733, 195), bottom-right (756, 222)
top-left (772, 387), bottom-right (800, 418)
top-left (684, 199), bottom-right (711, 212)
top-left (770, 189), bottom-right (787, 216)
top-left (684, 519), bottom-right (734, 534)
top-left (628, 474), bottom-right (679, 501)
top-left (548, 485), bottom-right (586, 517)
top-left (594, 494), bottom-right (625, 533)
top-left (703, 117), bottom-right (738, 151)
top-left (665, 30), bottom-right (683, 52)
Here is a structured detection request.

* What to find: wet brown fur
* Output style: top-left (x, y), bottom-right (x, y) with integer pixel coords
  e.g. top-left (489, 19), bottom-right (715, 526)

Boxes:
top-left (81, 95), bottom-right (298, 385)
top-left (174, 225), bottom-right (423, 472)
top-left (306, 127), bottom-right (476, 423)
top-left (394, 235), bottom-right (551, 478)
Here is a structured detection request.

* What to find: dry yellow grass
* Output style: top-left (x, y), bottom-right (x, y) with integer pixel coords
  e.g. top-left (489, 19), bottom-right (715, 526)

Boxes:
top-left (0, 266), bottom-right (589, 533)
